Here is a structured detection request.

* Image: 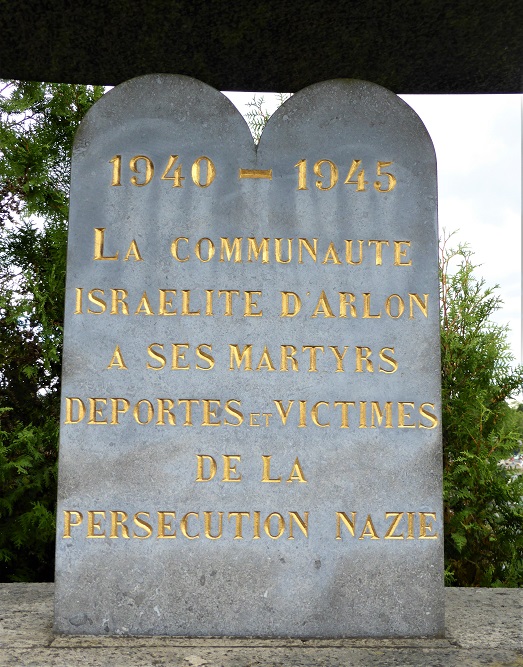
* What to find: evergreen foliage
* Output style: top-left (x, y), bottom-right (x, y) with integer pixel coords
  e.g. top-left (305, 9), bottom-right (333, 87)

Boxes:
top-left (0, 84), bottom-right (521, 585)
top-left (245, 93), bottom-right (291, 144)
top-left (0, 81), bottom-right (104, 581)
top-left (440, 237), bottom-right (523, 586)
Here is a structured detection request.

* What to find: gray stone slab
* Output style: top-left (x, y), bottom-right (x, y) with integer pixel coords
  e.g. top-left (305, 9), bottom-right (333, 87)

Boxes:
top-left (445, 588), bottom-right (523, 650)
top-left (55, 74), bottom-right (442, 636)
top-left (1, 586), bottom-right (522, 666)
top-left (5, 647), bottom-right (523, 667)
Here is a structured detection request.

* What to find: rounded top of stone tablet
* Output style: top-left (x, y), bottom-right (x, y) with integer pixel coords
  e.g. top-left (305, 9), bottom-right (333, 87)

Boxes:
top-left (73, 74), bottom-right (254, 155)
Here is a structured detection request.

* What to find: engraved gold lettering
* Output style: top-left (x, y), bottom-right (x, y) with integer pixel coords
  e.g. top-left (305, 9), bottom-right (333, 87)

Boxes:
top-left (385, 294), bottom-right (405, 318)
top-left (371, 401), bottom-right (393, 428)
top-left (374, 161), bottom-right (396, 192)
top-left (274, 400), bottom-right (294, 425)
top-left (329, 346), bottom-right (349, 372)
top-left (110, 398), bottom-right (130, 425)
top-left (107, 344), bottom-right (127, 370)
top-left (239, 168), bottom-right (272, 180)
top-left (311, 401), bottom-right (330, 427)
top-left (130, 155), bottom-right (154, 187)
top-left (195, 238), bottom-right (215, 262)
top-left (93, 228), bottom-right (118, 261)
top-left (74, 287), bottom-right (83, 314)
top-left (379, 347), bottom-right (398, 373)
top-left (253, 511), bottom-right (261, 539)
top-left (87, 289), bottom-right (106, 314)
top-left (87, 511), bottom-right (106, 538)
top-left (222, 455), bottom-right (242, 482)
top-left (181, 290), bottom-right (200, 316)
top-left (288, 511), bottom-right (309, 538)
top-left (244, 291), bottom-right (262, 317)
top-left (298, 400), bottom-right (307, 428)
top-left (344, 159), bottom-right (367, 191)
top-left (275, 238), bottom-right (292, 264)
top-left (419, 403), bottom-right (438, 429)
top-left (419, 512), bottom-right (438, 539)
top-left (264, 512), bottom-right (285, 539)
top-left (334, 401), bottom-right (356, 428)
top-left (339, 292), bottom-right (357, 318)
top-left (336, 511), bottom-right (356, 539)
top-left (147, 343), bottom-right (166, 370)
top-left (171, 343), bottom-right (190, 370)
top-left (110, 511), bottom-right (129, 539)
top-left (295, 159), bottom-right (308, 190)
top-left (110, 289), bottom-right (129, 315)
top-left (192, 156), bottom-right (215, 188)
top-left (256, 347), bottom-right (276, 371)
top-left (157, 511), bottom-right (176, 538)
top-left (362, 293), bottom-right (381, 318)
top-left (134, 291), bottom-right (153, 315)
top-left (196, 455), bottom-right (217, 482)
top-left (281, 291), bottom-right (301, 317)
top-left (359, 401), bottom-right (367, 428)
top-left (229, 344), bottom-right (252, 371)
top-left (407, 512), bottom-right (415, 539)
top-left (161, 155), bottom-right (184, 187)
top-left (298, 238), bottom-right (317, 263)
top-left (287, 458), bottom-right (307, 482)
top-left (156, 398), bottom-right (176, 426)
top-left (63, 510), bottom-right (83, 538)
top-left (171, 238), bottom-right (189, 262)
top-left (224, 399), bottom-right (243, 426)
top-left (398, 402), bottom-right (416, 428)
top-left (311, 291), bottom-right (335, 318)
top-left (202, 399), bottom-right (221, 426)
top-left (65, 397), bottom-right (85, 424)
top-left (109, 155), bottom-right (121, 186)
top-left (247, 237), bottom-right (269, 263)
top-left (409, 293), bottom-right (429, 318)
top-left (205, 289), bottom-right (214, 316)
top-left (218, 289), bottom-right (240, 316)
top-left (368, 240), bottom-right (389, 265)
top-left (123, 240), bottom-right (143, 262)
top-left (345, 240), bottom-right (363, 265)
top-left (133, 399), bottom-right (154, 425)
top-left (133, 512), bottom-right (153, 539)
top-left (280, 345), bottom-right (298, 371)
top-left (355, 346), bottom-right (373, 373)
top-left (220, 237), bottom-right (242, 263)
top-left (359, 514), bottom-right (379, 540)
top-left (178, 399), bottom-right (199, 426)
top-left (228, 512), bottom-right (250, 539)
top-left (384, 512), bottom-right (404, 539)
top-left (204, 511), bottom-right (223, 539)
top-left (261, 455), bottom-right (281, 483)
top-left (322, 242), bottom-right (342, 264)
top-left (314, 159), bottom-right (338, 190)
top-left (88, 398), bottom-right (108, 425)
top-left (196, 344), bottom-right (215, 370)
top-left (158, 289), bottom-right (177, 316)
top-left (394, 241), bottom-right (412, 266)
top-left (302, 345), bottom-right (324, 372)
top-left (180, 512), bottom-right (200, 539)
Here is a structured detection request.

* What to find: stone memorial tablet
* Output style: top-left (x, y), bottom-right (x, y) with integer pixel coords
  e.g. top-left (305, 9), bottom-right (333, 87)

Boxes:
top-left (55, 75), bottom-right (443, 637)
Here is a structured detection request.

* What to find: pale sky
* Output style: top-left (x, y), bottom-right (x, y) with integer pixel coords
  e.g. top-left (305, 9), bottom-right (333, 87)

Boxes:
top-left (223, 91), bottom-right (522, 377)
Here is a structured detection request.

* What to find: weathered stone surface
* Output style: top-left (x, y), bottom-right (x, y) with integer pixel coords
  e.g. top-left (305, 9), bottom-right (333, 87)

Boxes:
top-left (2, 585), bottom-right (522, 666)
top-left (55, 74), bottom-right (442, 636)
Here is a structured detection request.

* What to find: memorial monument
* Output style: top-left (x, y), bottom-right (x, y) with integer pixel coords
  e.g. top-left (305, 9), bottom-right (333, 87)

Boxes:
top-left (54, 74), bottom-right (443, 636)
